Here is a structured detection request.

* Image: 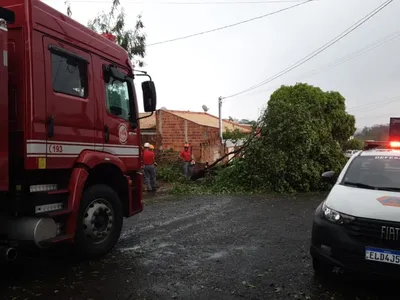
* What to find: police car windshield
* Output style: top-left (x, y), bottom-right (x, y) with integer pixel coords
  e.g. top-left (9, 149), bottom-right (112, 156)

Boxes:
top-left (342, 155), bottom-right (400, 191)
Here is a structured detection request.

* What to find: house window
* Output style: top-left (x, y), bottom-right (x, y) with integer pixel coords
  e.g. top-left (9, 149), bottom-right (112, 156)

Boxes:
top-left (51, 52), bottom-right (88, 98)
top-left (104, 76), bottom-right (131, 121)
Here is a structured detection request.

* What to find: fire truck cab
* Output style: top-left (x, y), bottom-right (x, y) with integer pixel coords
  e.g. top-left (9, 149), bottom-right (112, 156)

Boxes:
top-left (0, 0), bottom-right (156, 261)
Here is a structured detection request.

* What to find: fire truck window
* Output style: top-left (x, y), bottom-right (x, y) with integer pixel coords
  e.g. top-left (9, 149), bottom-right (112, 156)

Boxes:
top-left (104, 77), bottom-right (130, 121)
top-left (51, 52), bottom-right (88, 98)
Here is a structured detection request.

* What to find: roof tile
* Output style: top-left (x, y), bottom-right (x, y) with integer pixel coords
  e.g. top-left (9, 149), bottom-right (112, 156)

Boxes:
top-left (165, 110), bottom-right (251, 133)
top-left (139, 113), bottom-right (156, 129)
top-left (138, 109), bottom-right (251, 133)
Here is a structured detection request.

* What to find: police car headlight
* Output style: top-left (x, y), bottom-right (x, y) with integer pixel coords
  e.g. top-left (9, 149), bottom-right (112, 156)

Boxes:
top-left (322, 202), bottom-right (354, 224)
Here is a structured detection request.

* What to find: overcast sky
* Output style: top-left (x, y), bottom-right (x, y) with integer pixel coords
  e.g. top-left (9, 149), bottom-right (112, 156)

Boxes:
top-left (43, 0), bottom-right (400, 128)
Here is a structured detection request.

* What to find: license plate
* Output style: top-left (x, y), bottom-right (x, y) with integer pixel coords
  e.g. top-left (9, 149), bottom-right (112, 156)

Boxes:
top-left (365, 247), bottom-right (400, 265)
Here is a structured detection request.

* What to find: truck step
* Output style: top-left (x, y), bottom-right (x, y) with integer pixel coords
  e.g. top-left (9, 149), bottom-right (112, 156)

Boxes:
top-left (40, 234), bottom-right (73, 245)
top-left (49, 207), bottom-right (72, 217)
top-left (47, 189), bottom-right (69, 195)
top-left (35, 203), bottom-right (71, 216)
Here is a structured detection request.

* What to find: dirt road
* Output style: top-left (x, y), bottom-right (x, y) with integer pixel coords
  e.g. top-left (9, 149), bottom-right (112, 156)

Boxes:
top-left (0, 194), bottom-right (398, 300)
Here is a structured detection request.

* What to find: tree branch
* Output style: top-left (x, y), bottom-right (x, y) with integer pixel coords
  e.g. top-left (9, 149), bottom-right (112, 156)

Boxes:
top-left (189, 117), bottom-right (264, 181)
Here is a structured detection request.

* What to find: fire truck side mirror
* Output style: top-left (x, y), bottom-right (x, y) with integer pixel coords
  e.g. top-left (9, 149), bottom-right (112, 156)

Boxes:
top-left (142, 80), bottom-right (157, 112)
top-left (0, 7), bottom-right (15, 24)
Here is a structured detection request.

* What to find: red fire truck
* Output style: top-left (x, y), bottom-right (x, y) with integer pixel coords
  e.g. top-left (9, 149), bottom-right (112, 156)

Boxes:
top-left (0, 1), bottom-right (156, 261)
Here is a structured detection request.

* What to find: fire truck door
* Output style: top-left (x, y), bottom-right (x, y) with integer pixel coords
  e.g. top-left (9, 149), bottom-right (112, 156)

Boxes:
top-left (42, 37), bottom-right (96, 169)
top-left (100, 60), bottom-right (140, 170)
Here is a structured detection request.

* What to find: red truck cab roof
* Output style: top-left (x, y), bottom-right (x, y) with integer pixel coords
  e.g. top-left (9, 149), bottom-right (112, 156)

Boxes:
top-left (1, 0), bottom-right (143, 173)
top-left (4, 0), bottom-right (133, 72)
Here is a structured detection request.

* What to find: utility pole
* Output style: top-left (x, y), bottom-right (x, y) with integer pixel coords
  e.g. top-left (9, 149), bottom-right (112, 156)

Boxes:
top-left (218, 96), bottom-right (223, 141)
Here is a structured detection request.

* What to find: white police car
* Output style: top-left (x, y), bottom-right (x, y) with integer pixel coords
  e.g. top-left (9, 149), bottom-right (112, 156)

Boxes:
top-left (344, 149), bottom-right (359, 158)
top-left (310, 143), bottom-right (400, 277)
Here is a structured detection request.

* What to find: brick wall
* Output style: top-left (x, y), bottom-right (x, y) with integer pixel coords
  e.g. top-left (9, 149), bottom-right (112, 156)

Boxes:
top-left (200, 140), bottom-right (222, 163)
top-left (156, 110), bottom-right (223, 163)
top-left (156, 110), bottom-right (186, 150)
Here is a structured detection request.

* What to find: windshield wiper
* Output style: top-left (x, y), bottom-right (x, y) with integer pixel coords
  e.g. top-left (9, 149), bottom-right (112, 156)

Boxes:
top-left (343, 181), bottom-right (400, 192)
top-left (343, 181), bottom-right (376, 189)
top-left (375, 187), bottom-right (400, 192)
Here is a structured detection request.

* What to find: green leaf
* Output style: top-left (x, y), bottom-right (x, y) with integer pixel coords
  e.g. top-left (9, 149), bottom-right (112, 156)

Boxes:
top-left (86, 2), bottom-right (147, 66)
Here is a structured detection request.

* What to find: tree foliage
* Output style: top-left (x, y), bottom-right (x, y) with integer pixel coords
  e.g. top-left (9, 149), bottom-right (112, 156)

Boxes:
top-left (239, 119), bottom-right (257, 127)
top-left (343, 138), bottom-right (364, 151)
top-left (354, 124), bottom-right (389, 141)
top-left (223, 128), bottom-right (247, 143)
top-left (65, 1), bottom-right (72, 17)
top-left (86, 0), bottom-right (147, 67)
top-left (227, 117), bottom-right (256, 127)
top-left (214, 83), bottom-right (356, 193)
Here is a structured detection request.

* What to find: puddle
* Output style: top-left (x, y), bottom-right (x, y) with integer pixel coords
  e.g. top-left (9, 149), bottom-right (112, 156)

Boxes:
top-left (208, 250), bottom-right (229, 260)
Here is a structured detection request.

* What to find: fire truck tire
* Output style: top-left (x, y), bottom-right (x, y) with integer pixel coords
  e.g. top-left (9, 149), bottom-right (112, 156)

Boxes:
top-left (74, 184), bottom-right (123, 257)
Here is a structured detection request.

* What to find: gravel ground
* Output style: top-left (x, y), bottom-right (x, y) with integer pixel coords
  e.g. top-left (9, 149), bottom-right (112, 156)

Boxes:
top-left (0, 193), bottom-right (399, 300)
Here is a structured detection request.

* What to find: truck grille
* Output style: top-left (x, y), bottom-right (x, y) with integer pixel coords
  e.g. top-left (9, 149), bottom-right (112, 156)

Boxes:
top-left (344, 217), bottom-right (400, 249)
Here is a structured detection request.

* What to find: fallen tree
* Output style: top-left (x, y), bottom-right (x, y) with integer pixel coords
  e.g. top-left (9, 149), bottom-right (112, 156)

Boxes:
top-left (192, 83), bottom-right (356, 193)
top-left (189, 121), bottom-right (262, 181)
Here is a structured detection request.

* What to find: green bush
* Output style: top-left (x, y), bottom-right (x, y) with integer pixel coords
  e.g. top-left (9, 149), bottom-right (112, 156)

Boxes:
top-left (343, 138), bottom-right (364, 151)
top-left (156, 161), bottom-right (184, 183)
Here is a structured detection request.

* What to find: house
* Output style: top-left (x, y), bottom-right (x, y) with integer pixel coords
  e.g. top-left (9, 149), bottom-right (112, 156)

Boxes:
top-left (223, 119), bottom-right (254, 129)
top-left (138, 112), bottom-right (156, 146)
top-left (224, 139), bottom-right (245, 161)
top-left (155, 109), bottom-right (251, 163)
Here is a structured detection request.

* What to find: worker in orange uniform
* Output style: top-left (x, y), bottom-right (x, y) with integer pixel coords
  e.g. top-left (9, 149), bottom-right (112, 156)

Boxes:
top-left (143, 143), bottom-right (157, 192)
top-left (149, 144), bottom-right (159, 188)
top-left (142, 142), bottom-right (150, 187)
top-left (149, 144), bottom-right (158, 166)
top-left (180, 143), bottom-right (194, 178)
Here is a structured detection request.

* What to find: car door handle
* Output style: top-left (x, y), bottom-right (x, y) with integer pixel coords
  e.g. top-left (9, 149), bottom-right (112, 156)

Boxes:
top-left (104, 125), bottom-right (109, 143)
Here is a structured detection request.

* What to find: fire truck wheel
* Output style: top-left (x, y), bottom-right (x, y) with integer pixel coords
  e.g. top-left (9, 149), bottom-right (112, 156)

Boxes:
top-left (74, 184), bottom-right (123, 257)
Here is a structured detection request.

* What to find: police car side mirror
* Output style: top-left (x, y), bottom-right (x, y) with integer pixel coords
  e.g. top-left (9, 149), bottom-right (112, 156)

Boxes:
top-left (321, 171), bottom-right (337, 184)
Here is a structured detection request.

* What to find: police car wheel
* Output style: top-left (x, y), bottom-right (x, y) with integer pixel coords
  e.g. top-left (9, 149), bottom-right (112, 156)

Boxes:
top-left (312, 258), bottom-right (333, 276)
top-left (75, 184), bottom-right (123, 257)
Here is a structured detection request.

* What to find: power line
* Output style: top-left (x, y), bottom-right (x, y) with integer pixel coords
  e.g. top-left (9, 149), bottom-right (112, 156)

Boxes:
top-left (357, 112), bottom-right (394, 120)
top-left (222, 0), bottom-right (393, 100)
top-left (221, 0), bottom-right (393, 100)
top-left (349, 96), bottom-right (400, 122)
top-left (242, 29), bottom-right (400, 98)
top-left (298, 31), bottom-right (400, 80)
top-left (61, 0), bottom-right (316, 4)
top-left (348, 96), bottom-right (400, 113)
top-left (147, 0), bottom-right (314, 46)
top-left (348, 97), bottom-right (398, 111)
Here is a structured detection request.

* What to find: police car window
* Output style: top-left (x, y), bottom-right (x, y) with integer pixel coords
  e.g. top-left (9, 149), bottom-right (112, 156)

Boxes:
top-left (342, 156), bottom-right (400, 190)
